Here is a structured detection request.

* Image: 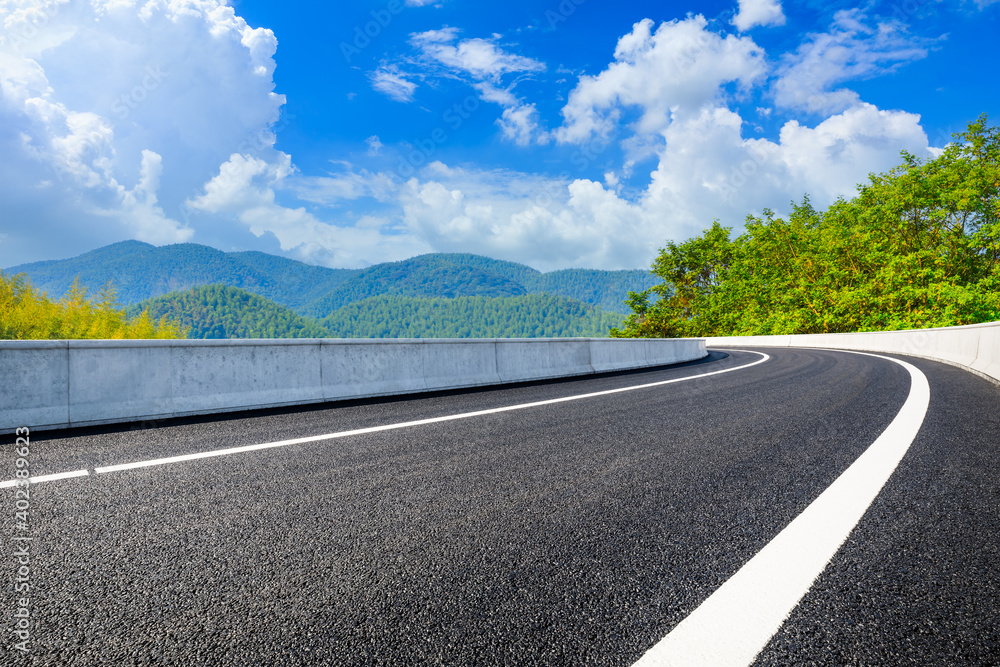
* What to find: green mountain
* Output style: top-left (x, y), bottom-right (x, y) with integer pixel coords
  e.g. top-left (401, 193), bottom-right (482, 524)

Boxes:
top-left (525, 269), bottom-right (660, 313)
top-left (321, 294), bottom-right (622, 338)
top-left (132, 284), bottom-right (328, 339)
top-left (300, 254), bottom-right (530, 317)
top-left (130, 285), bottom-right (622, 339)
top-left (6, 242), bottom-right (656, 316)
top-left (7, 241), bottom-right (355, 312)
top-left (227, 250), bottom-right (356, 311)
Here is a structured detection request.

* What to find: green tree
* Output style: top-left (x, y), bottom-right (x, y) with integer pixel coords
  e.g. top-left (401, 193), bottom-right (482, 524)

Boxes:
top-left (614, 116), bottom-right (1000, 338)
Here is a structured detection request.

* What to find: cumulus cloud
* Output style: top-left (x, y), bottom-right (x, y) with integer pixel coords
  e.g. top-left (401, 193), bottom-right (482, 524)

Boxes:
top-left (732, 0), bottom-right (786, 32)
top-left (640, 104), bottom-right (931, 238)
top-left (358, 11), bottom-right (936, 269)
top-left (111, 149), bottom-right (192, 244)
top-left (773, 9), bottom-right (933, 114)
top-left (556, 16), bottom-right (767, 144)
top-left (498, 104), bottom-right (546, 146)
top-left (359, 14), bottom-right (938, 270)
top-left (188, 153), bottom-right (426, 268)
top-left (396, 162), bottom-right (650, 270)
top-left (0, 2), bottom-right (952, 274)
top-left (0, 0), bottom-right (284, 265)
top-left (375, 100), bottom-right (932, 271)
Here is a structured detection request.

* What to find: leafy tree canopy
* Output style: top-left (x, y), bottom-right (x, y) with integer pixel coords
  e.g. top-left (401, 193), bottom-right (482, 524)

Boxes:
top-left (614, 116), bottom-right (1000, 338)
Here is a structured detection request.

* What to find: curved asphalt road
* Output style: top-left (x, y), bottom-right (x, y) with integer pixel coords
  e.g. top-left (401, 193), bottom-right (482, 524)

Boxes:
top-left (2, 348), bottom-right (998, 665)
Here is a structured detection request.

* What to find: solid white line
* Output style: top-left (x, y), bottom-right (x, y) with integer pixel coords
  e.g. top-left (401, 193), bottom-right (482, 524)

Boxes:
top-left (0, 351), bottom-right (769, 486)
top-left (633, 351), bottom-right (930, 667)
top-left (0, 469), bottom-right (90, 488)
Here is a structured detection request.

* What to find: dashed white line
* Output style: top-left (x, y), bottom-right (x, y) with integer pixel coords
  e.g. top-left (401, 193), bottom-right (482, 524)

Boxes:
top-left (2, 351), bottom-right (769, 485)
top-left (633, 350), bottom-right (930, 667)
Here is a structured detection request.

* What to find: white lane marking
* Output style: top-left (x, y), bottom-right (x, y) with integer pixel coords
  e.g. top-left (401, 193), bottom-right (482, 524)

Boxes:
top-left (634, 351), bottom-right (930, 667)
top-left (0, 351), bottom-right (768, 486)
top-left (0, 469), bottom-right (90, 488)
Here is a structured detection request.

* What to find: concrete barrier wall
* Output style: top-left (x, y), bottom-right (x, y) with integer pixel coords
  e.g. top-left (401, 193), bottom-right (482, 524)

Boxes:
top-left (0, 337), bottom-right (707, 431)
top-left (706, 320), bottom-right (1000, 385)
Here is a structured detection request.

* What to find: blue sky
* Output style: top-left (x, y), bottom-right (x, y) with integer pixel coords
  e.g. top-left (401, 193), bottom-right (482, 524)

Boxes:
top-left (1, 0), bottom-right (998, 271)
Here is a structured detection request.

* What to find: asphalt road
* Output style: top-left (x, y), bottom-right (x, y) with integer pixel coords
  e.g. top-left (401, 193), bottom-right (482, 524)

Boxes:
top-left (2, 348), bottom-right (998, 665)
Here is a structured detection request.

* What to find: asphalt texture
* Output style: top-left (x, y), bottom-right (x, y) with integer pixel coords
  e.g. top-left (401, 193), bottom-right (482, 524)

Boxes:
top-left (2, 348), bottom-right (998, 666)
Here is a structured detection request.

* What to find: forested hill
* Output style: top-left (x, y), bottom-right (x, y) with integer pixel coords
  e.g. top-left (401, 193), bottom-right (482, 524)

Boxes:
top-left (321, 294), bottom-right (622, 338)
top-left (8, 244), bottom-right (655, 316)
top-left (133, 285), bottom-right (328, 339)
top-left (134, 285), bottom-right (621, 339)
top-left (302, 254), bottom-right (529, 316)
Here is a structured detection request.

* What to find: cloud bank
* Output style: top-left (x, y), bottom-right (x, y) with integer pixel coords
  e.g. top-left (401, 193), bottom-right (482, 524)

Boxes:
top-left (0, 2), bottom-right (946, 272)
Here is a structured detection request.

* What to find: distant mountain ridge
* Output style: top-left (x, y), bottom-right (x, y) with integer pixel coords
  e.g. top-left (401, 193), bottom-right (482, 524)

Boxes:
top-left (6, 241), bottom-right (656, 316)
top-left (133, 285), bottom-right (621, 339)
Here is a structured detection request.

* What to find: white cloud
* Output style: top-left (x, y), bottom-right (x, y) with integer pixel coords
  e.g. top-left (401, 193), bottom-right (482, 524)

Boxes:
top-left (556, 16), bottom-right (766, 144)
top-left (0, 0), bottom-right (285, 265)
top-left (291, 167), bottom-right (395, 205)
top-left (111, 149), bottom-right (193, 245)
top-left (396, 30), bottom-right (548, 145)
top-left (371, 64), bottom-right (418, 102)
top-left (187, 152), bottom-right (286, 215)
top-left (409, 26), bottom-right (459, 44)
top-left (0, 2), bottom-right (957, 276)
top-left (381, 104), bottom-right (933, 271)
top-left (474, 83), bottom-right (547, 146)
top-left (409, 29), bottom-right (544, 80)
top-left (396, 162), bottom-right (650, 270)
top-left (349, 14), bottom-right (940, 271)
top-left (188, 153), bottom-right (427, 268)
top-left (473, 81), bottom-right (519, 107)
top-left (640, 103), bottom-right (931, 238)
top-left (732, 0), bottom-right (786, 32)
top-left (773, 10), bottom-right (933, 114)
top-left (497, 104), bottom-right (546, 146)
